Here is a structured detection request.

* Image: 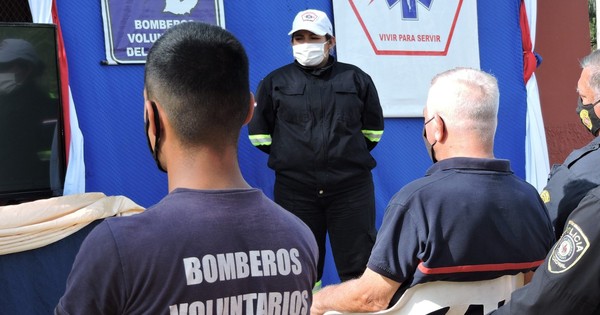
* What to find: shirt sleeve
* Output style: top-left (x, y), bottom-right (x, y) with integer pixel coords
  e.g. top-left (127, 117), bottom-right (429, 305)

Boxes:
top-left (55, 221), bottom-right (127, 315)
top-left (491, 188), bottom-right (600, 315)
top-left (248, 78), bottom-right (275, 154)
top-left (359, 74), bottom-right (384, 151)
top-left (367, 199), bottom-right (420, 284)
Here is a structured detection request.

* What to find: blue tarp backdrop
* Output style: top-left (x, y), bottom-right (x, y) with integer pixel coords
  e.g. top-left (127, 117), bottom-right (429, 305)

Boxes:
top-left (56, 0), bottom-right (526, 286)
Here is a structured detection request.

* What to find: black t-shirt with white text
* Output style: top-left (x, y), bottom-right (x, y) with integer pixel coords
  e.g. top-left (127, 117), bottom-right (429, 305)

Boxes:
top-left (56, 188), bottom-right (319, 315)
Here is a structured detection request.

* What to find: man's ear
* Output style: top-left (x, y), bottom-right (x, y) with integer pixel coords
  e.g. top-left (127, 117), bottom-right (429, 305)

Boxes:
top-left (243, 92), bottom-right (255, 125)
top-left (144, 99), bottom-right (157, 137)
top-left (433, 114), bottom-right (446, 143)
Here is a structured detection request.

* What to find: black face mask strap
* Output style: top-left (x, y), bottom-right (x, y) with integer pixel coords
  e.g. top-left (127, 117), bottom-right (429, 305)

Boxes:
top-left (147, 102), bottom-right (167, 173)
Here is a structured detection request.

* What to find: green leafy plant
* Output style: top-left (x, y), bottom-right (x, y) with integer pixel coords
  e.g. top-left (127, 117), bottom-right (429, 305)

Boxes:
top-left (591, 0), bottom-right (597, 50)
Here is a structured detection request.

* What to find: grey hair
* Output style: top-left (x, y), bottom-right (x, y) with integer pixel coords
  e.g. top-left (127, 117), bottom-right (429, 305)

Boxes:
top-left (580, 49), bottom-right (600, 97)
top-left (426, 67), bottom-right (499, 143)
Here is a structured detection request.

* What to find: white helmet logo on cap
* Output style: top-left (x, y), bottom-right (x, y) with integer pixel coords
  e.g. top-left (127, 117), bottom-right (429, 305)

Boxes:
top-left (301, 12), bottom-right (318, 22)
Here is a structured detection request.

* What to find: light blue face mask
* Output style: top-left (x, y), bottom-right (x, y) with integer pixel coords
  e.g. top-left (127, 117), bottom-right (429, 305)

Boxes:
top-left (0, 72), bottom-right (17, 95)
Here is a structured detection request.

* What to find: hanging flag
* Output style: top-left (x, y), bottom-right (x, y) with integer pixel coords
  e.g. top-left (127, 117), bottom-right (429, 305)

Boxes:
top-left (522, 0), bottom-right (549, 191)
top-left (333, 0), bottom-right (480, 117)
top-left (100, 0), bottom-right (225, 64)
top-left (28, 0), bottom-right (86, 194)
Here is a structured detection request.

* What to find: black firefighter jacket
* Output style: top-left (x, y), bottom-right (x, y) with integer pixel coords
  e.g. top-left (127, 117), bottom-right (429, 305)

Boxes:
top-left (248, 58), bottom-right (384, 191)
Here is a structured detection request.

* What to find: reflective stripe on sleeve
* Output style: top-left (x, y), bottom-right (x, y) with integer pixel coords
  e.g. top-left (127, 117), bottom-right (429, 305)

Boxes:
top-left (249, 134), bottom-right (272, 146)
top-left (361, 129), bottom-right (383, 142)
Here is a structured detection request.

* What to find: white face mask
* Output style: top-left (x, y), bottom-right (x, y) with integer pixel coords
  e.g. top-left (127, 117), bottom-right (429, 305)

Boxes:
top-left (0, 72), bottom-right (17, 95)
top-left (293, 42), bottom-right (327, 67)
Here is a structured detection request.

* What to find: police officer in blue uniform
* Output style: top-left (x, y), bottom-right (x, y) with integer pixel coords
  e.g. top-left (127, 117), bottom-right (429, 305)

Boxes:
top-left (490, 48), bottom-right (600, 315)
top-left (491, 186), bottom-right (600, 314)
top-left (540, 49), bottom-right (600, 240)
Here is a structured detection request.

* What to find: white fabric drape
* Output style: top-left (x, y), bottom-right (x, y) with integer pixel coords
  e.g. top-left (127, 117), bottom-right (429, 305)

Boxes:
top-left (524, 0), bottom-right (550, 192)
top-left (0, 193), bottom-right (144, 255)
top-left (28, 0), bottom-right (86, 195)
top-left (62, 89), bottom-right (86, 194)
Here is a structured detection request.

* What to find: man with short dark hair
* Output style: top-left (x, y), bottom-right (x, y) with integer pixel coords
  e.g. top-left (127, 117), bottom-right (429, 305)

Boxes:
top-left (56, 22), bottom-right (318, 314)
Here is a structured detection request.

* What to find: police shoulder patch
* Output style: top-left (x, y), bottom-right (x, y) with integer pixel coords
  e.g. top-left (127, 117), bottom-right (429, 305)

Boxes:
top-left (548, 220), bottom-right (590, 273)
top-left (540, 190), bottom-right (550, 203)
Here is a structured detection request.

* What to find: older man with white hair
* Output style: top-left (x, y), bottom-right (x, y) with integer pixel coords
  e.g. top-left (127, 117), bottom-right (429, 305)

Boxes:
top-left (311, 67), bottom-right (555, 315)
top-left (540, 49), bottom-right (600, 241)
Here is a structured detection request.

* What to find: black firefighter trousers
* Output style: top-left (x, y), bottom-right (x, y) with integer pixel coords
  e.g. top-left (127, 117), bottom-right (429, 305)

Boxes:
top-left (274, 176), bottom-right (377, 282)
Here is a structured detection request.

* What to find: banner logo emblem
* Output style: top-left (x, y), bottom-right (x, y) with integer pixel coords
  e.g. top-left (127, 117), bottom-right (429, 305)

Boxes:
top-left (383, 0), bottom-right (434, 20)
top-left (164, 0), bottom-right (199, 15)
top-left (350, 0), bottom-right (464, 55)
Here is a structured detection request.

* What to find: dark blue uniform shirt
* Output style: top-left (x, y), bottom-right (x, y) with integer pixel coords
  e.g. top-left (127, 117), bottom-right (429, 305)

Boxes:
top-left (492, 186), bottom-right (600, 314)
top-left (540, 136), bottom-right (600, 239)
top-left (368, 157), bottom-right (555, 302)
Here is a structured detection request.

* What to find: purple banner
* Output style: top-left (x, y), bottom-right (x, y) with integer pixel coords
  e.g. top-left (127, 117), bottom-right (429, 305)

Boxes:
top-left (101, 0), bottom-right (224, 64)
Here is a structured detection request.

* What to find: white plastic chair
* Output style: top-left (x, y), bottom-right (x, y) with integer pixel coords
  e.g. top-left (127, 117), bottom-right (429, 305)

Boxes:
top-left (324, 273), bottom-right (524, 315)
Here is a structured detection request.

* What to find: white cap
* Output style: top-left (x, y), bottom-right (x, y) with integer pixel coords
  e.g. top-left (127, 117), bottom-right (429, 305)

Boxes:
top-left (288, 9), bottom-right (333, 36)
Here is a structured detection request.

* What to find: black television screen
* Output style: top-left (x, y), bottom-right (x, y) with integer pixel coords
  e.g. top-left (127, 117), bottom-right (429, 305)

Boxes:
top-left (0, 23), bottom-right (66, 205)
